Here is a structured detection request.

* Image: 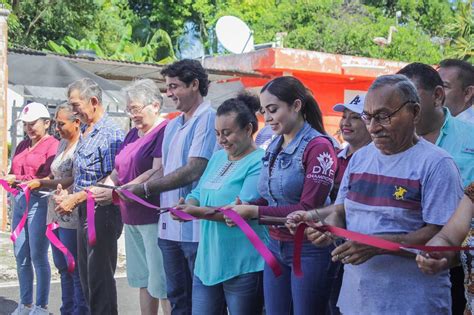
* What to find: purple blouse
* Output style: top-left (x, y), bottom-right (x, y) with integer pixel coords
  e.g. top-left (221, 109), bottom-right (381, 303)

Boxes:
top-left (114, 120), bottom-right (167, 225)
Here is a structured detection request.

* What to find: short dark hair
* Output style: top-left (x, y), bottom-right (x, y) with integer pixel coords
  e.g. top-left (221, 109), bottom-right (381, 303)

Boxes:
top-left (261, 76), bottom-right (326, 135)
top-left (217, 93), bottom-right (260, 135)
top-left (438, 59), bottom-right (474, 89)
top-left (161, 59), bottom-right (210, 96)
top-left (397, 62), bottom-right (444, 91)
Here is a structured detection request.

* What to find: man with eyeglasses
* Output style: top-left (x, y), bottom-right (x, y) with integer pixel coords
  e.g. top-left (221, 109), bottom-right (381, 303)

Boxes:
top-left (123, 59), bottom-right (217, 314)
top-left (398, 62), bottom-right (474, 315)
top-left (287, 74), bottom-right (463, 314)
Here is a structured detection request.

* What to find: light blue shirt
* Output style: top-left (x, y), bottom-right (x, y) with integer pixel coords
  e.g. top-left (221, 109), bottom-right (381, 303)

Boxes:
top-left (159, 101), bottom-right (217, 242)
top-left (436, 107), bottom-right (474, 187)
top-left (187, 149), bottom-right (268, 285)
top-left (457, 105), bottom-right (474, 123)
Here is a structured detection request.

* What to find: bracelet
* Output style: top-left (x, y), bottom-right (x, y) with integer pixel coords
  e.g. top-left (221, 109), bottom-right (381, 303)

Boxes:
top-left (143, 182), bottom-right (151, 199)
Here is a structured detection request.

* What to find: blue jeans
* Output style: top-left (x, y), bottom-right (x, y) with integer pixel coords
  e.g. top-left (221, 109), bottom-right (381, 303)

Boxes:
top-left (52, 227), bottom-right (89, 315)
top-left (158, 238), bottom-right (198, 315)
top-left (264, 238), bottom-right (335, 315)
top-left (192, 272), bottom-right (263, 315)
top-left (12, 192), bottom-right (50, 306)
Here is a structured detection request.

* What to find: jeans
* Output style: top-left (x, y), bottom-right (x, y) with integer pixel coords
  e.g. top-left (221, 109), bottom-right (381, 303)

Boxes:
top-left (192, 272), bottom-right (263, 315)
top-left (264, 238), bottom-right (335, 315)
top-left (158, 238), bottom-right (198, 315)
top-left (12, 192), bottom-right (50, 306)
top-left (52, 227), bottom-right (89, 315)
top-left (77, 203), bottom-right (122, 315)
top-left (326, 261), bottom-right (343, 315)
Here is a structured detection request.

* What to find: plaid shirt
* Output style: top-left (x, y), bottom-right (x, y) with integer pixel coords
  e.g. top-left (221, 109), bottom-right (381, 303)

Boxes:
top-left (73, 114), bottom-right (125, 192)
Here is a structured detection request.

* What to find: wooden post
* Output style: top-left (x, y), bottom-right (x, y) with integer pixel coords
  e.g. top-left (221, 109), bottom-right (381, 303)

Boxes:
top-left (0, 8), bottom-right (9, 231)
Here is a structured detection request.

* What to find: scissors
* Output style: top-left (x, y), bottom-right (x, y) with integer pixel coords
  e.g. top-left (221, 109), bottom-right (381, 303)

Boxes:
top-left (400, 247), bottom-right (428, 256)
top-left (94, 183), bottom-right (121, 190)
top-left (38, 191), bottom-right (55, 198)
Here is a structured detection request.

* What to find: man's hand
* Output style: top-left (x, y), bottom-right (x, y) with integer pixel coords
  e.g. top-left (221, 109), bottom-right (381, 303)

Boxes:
top-left (89, 186), bottom-right (113, 206)
top-left (416, 252), bottom-right (449, 275)
top-left (305, 224), bottom-right (336, 247)
top-left (25, 179), bottom-right (42, 190)
top-left (330, 240), bottom-right (381, 265)
top-left (117, 183), bottom-right (145, 201)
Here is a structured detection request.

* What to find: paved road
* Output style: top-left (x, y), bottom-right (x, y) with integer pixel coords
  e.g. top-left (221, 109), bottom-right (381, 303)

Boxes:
top-left (0, 276), bottom-right (143, 315)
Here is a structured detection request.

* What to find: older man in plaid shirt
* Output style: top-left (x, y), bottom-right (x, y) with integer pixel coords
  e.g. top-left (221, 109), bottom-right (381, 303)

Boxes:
top-left (55, 78), bottom-right (124, 315)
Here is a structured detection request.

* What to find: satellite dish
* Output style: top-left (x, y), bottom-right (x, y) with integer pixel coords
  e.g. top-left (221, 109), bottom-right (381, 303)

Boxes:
top-left (216, 16), bottom-right (254, 54)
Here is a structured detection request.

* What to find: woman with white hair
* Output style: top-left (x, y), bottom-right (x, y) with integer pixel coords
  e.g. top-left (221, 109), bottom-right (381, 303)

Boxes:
top-left (3, 102), bottom-right (59, 315)
top-left (91, 79), bottom-right (170, 315)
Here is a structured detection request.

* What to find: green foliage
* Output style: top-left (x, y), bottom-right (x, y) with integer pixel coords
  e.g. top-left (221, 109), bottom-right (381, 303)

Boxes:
top-left (444, 0), bottom-right (473, 61)
top-left (3, 0), bottom-right (472, 64)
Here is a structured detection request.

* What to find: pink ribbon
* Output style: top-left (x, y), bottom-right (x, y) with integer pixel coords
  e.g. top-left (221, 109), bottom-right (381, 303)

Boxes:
top-left (219, 208), bottom-right (282, 277)
top-left (86, 190), bottom-right (96, 246)
top-left (46, 223), bottom-right (76, 273)
top-left (10, 184), bottom-right (30, 243)
top-left (293, 224), bottom-right (307, 277)
top-left (292, 223), bottom-right (474, 274)
top-left (0, 179), bottom-right (20, 195)
top-left (117, 189), bottom-right (282, 276)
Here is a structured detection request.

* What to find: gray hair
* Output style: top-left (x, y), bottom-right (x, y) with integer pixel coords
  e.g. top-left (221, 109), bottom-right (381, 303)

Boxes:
top-left (369, 74), bottom-right (420, 103)
top-left (123, 79), bottom-right (163, 110)
top-left (67, 78), bottom-right (103, 104)
top-left (55, 103), bottom-right (77, 121)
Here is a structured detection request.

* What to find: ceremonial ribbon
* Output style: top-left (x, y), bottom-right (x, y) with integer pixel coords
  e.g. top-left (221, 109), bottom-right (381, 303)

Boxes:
top-left (10, 184), bottom-right (30, 243)
top-left (45, 222), bottom-right (75, 273)
top-left (0, 179), bottom-right (20, 195)
top-left (113, 189), bottom-right (283, 277)
top-left (86, 190), bottom-right (97, 246)
top-left (293, 223), bottom-right (474, 270)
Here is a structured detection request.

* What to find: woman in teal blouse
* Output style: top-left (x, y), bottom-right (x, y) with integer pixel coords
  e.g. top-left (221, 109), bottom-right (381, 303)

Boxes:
top-left (173, 93), bottom-right (267, 315)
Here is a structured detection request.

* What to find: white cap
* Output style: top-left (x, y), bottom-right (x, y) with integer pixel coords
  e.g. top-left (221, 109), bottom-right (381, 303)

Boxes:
top-left (333, 94), bottom-right (366, 114)
top-left (17, 102), bottom-right (51, 122)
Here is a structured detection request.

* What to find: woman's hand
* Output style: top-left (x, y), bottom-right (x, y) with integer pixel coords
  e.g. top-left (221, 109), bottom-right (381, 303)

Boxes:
top-left (89, 186), bottom-right (113, 206)
top-left (173, 200), bottom-right (203, 219)
top-left (416, 252), bottom-right (449, 275)
top-left (286, 210), bottom-right (312, 235)
top-left (224, 204), bottom-right (258, 227)
top-left (25, 179), bottom-right (42, 190)
top-left (2, 174), bottom-right (16, 186)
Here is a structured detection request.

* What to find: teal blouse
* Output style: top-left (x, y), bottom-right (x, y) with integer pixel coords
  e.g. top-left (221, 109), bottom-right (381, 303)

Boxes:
top-left (187, 148), bottom-right (268, 285)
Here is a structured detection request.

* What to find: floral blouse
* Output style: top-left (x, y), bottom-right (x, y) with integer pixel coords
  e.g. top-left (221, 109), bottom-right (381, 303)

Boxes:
top-left (47, 139), bottom-right (79, 229)
top-left (461, 182), bottom-right (474, 312)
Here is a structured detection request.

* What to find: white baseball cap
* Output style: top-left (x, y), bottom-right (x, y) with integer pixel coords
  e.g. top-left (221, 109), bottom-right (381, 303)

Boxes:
top-left (333, 94), bottom-right (366, 114)
top-left (17, 102), bottom-right (51, 122)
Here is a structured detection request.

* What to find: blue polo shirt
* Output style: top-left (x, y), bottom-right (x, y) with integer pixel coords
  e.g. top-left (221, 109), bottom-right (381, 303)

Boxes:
top-left (436, 107), bottom-right (474, 187)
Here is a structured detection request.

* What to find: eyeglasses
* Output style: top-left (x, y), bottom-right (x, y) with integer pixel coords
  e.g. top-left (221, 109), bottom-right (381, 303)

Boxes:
top-left (125, 104), bottom-right (152, 116)
top-left (361, 100), bottom-right (415, 125)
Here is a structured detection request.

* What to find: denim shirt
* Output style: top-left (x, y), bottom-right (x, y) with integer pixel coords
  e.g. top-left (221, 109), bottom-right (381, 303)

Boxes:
top-left (258, 123), bottom-right (325, 206)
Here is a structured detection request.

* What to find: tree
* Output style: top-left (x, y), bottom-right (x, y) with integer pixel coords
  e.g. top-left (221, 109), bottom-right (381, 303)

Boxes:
top-left (444, 0), bottom-right (473, 61)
